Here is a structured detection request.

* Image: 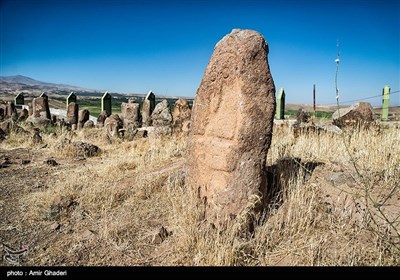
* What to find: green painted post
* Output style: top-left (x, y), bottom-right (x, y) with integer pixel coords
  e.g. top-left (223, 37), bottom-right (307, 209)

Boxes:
top-left (39, 92), bottom-right (48, 101)
top-left (101, 91), bottom-right (112, 117)
top-left (381, 85), bottom-right (390, 121)
top-left (66, 92), bottom-right (77, 110)
top-left (14, 93), bottom-right (24, 106)
top-left (275, 88), bottom-right (285, 120)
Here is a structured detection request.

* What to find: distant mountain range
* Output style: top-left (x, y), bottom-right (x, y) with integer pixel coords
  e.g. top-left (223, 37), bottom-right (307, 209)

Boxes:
top-left (0, 75), bottom-right (116, 97)
top-left (0, 75), bottom-right (190, 100)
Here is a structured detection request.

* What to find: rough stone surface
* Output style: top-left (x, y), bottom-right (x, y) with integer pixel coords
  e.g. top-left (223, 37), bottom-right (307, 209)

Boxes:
top-left (78, 109), bottom-right (90, 129)
top-left (121, 102), bottom-right (141, 128)
top-left (83, 120), bottom-right (94, 129)
top-left (96, 111), bottom-right (107, 128)
top-left (6, 102), bottom-right (17, 120)
top-left (150, 100), bottom-right (173, 136)
top-left (0, 128), bottom-right (5, 141)
top-left (142, 91), bottom-right (155, 126)
top-left (104, 114), bottom-right (123, 138)
top-left (296, 108), bottom-right (310, 124)
top-left (172, 98), bottom-right (191, 134)
top-left (186, 29), bottom-right (276, 224)
top-left (32, 97), bottom-right (51, 120)
top-left (67, 102), bottom-right (79, 127)
top-left (18, 109), bottom-right (29, 122)
top-left (332, 102), bottom-right (375, 128)
top-left (73, 141), bottom-right (101, 157)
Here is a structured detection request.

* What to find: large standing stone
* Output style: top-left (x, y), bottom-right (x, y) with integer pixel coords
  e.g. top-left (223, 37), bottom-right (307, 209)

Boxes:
top-left (187, 29), bottom-right (276, 224)
top-left (67, 102), bottom-right (79, 127)
top-left (151, 100), bottom-right (172, 136)
top-left (332, 102), bottom-right (375, 128)
top-left (121, 102), bottom-right (141, 128)
top-left (142, 91), bottom-right (155, 126)
top-left (172, 98), bottom-right (191, 135)
top-left (78, 109), bottom-right (90, 130)
top-left (32, 97), bottom-right (51, 120)
top-left (5, 102), bottom-right (17, 120)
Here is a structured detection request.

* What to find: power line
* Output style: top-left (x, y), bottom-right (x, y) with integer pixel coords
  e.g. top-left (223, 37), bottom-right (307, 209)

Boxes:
top-left (324, 90), bottom-right (400, 106)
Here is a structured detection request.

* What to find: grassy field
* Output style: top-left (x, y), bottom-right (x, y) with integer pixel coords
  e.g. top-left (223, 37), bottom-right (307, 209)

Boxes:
top-left (0, 119), bottom-right (399, 266)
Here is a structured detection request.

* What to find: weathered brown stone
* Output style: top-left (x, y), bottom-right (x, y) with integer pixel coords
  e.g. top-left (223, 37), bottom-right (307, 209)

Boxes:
top-left (121, 102), bottom-right (141, 128)
top-left (332, 102), bottom-right (375, 128)
top-left (172, 98), bottom-right (191, 134)
top-left (5, 102), bottom-right (17, 120)
top-left (78, 109), bottom-right (90, 129)
top-left (151, 100), bottom-right (172, 136)
top-left (96, 111), bottom-right (107, 128)
top-left (142, 91), bottom-right (155, 126)
top-left (67, 102), bottom-right (79, 127)
top-left (187, 29), bottom-right (276, 224)
top-left (83, 120), bottom-right (94, 129)
top-left (104, 114), bottom-right (123, 138)
top-left (18, 109), bottom-right (29, 122)
top-left (32, 97), bottom-right (51, 120)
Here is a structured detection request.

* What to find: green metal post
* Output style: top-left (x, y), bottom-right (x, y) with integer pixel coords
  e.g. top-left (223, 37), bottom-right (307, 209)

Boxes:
top-left (101, 91), bottom-right (112, 117)
top-left (66, 92), bottom-right (77, 110)
top-left (275, 88), bottom-right (285, 120)
top-left (381, 85), bottom-right (390, 121)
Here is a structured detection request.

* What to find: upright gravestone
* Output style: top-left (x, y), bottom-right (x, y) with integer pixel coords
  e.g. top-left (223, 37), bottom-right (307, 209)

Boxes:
top-left (101, 91), bottom-right (112, 117)
top-left (121, 101), bottom-right (141, 128)
top-left (78, 109), bottom-right (90, 130)
top-left (5, 102), bottom-right (18, 121)
top-left (151, 99), bottom-right (173, 136)
top-left (172, 98), bottom-right (191, 134)
top-left (66, 92), bottom-right (77, 110)
top-left (186, 29), bottom-right (276, 225)
top-left (142, 90), bottom-right (155, 126)
top-left (381, 85), bottom-right (390, 121)
top-left (67, 102), bottom-right (79, 128)
top-left (275, 88), bottom-right (285, 120)
top-left (32, 96), bottom-right (51, 120)
top-left (15, 93), bottom-right (25, 109)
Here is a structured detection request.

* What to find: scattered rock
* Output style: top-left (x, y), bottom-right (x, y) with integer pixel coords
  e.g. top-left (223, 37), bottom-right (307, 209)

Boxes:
top-left (20, 159), bottom-right (31, 165)
top-left (151, 226), bottom-right (171, 244)
top-left (73, 141), bottom-right (101, 157)
top-left (32, 131), bottom-right (43, 144)
top-left (50, 222), bottom-right (61, 231)
top-left (332, 102), bottom-right (375, 128)
top-left (45, 159), bottom-right (59, 166)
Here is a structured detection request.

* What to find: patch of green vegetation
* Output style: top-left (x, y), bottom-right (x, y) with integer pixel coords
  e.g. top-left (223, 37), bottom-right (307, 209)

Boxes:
top-left (284, 109), bottom-right (333, 120)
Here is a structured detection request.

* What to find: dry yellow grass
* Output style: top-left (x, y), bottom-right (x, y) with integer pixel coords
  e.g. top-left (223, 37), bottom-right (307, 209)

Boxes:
top-left (1, 122), bottom-right (399, 266)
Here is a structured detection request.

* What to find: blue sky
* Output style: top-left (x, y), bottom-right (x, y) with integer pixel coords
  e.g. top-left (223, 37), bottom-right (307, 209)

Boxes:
top-left (1, 0), bottom-right (399, 105)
